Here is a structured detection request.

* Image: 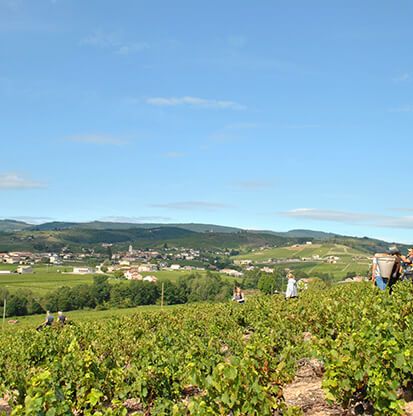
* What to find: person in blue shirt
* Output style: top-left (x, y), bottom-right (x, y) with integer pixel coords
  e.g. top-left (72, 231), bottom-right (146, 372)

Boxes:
top-left (401, 248), bottom-right (413, 281)
top-left (36, 311), bottom-right (54, 331)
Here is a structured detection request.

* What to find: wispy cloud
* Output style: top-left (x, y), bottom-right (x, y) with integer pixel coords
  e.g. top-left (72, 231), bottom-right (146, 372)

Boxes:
top-left (279, 208), bottom-right (413, 229)
top-left (389, 105), bottom-right (413, 113)
top-left (100, 216), bottom-right (172, 223)
top-left (393, 72), bottom-right (410, 82)
top-left (149, 201), bottom-right (232, 211)
top-left (233, 180), bottom-right (274, 190)
top-left (281, 123), bottom-right (322, 129)
top-left (0, 173), bottom-right (45, 190)
top-left (81, 30), bottom-right (149, 55)
top-left (8, 216), bottom-right (53, 224)
top-left (146, 96), bottom-right (245, 110)
top-left (390, 208), bottom-right (413, 212)
top-left (227, 35), bottom-right (247, 48)
top-left (0, 0), bottom-right (21, 10)
top-left (163, 151), bottom-right (186, 158)
top-left (209, 122), bottom-right (257, 142)
top-left (280, 208), bottom-right (372, 223)
top-left (65, 134), bottom-right (128, 146)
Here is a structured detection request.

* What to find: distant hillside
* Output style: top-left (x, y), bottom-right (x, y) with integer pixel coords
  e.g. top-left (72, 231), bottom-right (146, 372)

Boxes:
top-left (30, 221), bottom-right (242, 234)
top-left (0, 226), bottom-right (299, 252)
top-left (0, 220), bottom-right (408, 254)
top-left (0, 219), bottom-right (31, 232)
top-left (257, 229), bottom-right (339, 240)
top-left (0, 227), bottom-right (196, 252)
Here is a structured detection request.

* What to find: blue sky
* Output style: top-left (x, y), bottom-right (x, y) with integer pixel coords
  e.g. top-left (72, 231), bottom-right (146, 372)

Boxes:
top-left (1, 0), bottom-right (413, 243)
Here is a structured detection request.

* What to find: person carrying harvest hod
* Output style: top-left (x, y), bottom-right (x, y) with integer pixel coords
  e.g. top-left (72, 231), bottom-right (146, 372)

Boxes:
top-left (372, 246), bottom-right (402, 293)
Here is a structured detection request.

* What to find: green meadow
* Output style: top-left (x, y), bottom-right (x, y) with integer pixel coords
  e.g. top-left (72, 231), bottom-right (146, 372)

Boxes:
top-left (0, 264), bottom-right (233, 295)
top-left (235, 243), bottom-right (369, 261)
top-left (235, 243), bottom-right (371, 279)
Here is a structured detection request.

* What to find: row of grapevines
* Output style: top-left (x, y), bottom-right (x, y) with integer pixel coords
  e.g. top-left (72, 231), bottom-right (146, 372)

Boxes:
top-left (0, 282), bottom-right (412, 415)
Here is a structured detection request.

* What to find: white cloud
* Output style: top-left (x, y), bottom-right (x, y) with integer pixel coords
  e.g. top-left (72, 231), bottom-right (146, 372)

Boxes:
top-left (81, 31), bottom-right (148, 55)
top-left (0, 173), bottom-right (45, 190)
top-left (116, 42), bottom-right (149, 55)
top-left (8, 216), bottom-right (53, 224)
top-left (81, 31), bottom-right (118, 48)
top-left (65, 134), bottom-right (127, 146)
top-left (279, 208), bottom-right (413, 229)
top-left (149, 201), bottom-right (232, 211)
top-left (146, 96), bottom-right (245, 110)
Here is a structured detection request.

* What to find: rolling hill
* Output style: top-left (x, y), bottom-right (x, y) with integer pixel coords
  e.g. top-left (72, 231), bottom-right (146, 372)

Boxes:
top-left (29, 221), bottom-right (242, 233)
top-left (0, 219), bottom-right (31, 232)
top-left (0, 219), bottom-right (407, 254)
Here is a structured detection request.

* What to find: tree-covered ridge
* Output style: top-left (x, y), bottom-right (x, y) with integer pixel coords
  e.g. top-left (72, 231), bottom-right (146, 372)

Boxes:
top-left (0, 223), bottom-right (402, 253)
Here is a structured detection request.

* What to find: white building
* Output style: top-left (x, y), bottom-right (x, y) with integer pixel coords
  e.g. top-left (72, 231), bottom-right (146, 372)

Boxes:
top-left (49, 255), bottom-right (62, 264)
top-left (124, 269), bottom-right (143, 280)
top-left (17, 266), bottom-right (33, 274)
top-left (234, 259), bottom-right (253, 266)
top-left (137, 264), bottom-right (157, 273)
top-left (73, 267), bottom-right (95, 274)
top-left (143, 275), bottom-right (158, 283)
top-left (221, 269), bottom-right (244, 277)
top-left (170, 264), bottom-right (181, 270)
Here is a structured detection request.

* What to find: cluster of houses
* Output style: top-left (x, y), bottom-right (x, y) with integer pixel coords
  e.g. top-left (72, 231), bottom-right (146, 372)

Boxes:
top-left (123, 269), bottom-right (158, 282)
top-left (0, 250), bottom-right (100, 266)
top-left (0, 252), bottom-right (36, 264)
top-left (112, 246), bottom-right (202, 264)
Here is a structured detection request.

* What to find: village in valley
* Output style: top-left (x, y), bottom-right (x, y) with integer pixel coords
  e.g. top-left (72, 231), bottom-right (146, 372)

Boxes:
top-left (0, 239), bottom-right (372, 286)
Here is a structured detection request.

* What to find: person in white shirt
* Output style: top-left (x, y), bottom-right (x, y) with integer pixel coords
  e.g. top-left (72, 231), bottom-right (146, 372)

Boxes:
top-left (285, 272), bottom-right (298, 299)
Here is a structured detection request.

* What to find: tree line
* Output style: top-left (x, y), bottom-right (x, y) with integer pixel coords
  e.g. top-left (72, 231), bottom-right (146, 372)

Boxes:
top-left (0, 267), bottom-right (350, 318)
top-left (0, 272), bottom-right (234, 317)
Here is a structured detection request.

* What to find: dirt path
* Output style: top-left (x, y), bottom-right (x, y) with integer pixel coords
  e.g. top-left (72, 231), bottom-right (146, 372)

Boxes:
top-left (283, 359), bottom-right (346, 415)
top-left (0, 398), bottom-right (11, 415)
top-left (284, 358), bottom-right (413, 415)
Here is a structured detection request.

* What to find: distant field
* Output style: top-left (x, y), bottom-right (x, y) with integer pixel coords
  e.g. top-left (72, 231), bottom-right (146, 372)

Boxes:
top-left (235, 243), bottom-right (369, 261)
top-left (1, 304), bottom-right (178, 331)
top-left (0, 271), bottom-right (95, 295)
top-left (235, 244), bottom-right (371, 279)
top-left (0, 265), bottom-right (234, 294)
top-left (290, 261), bottom-right (370, 279)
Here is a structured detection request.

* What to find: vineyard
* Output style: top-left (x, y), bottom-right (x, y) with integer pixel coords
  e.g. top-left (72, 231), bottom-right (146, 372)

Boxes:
top-left (1, 282), bottom-right (413, 415)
